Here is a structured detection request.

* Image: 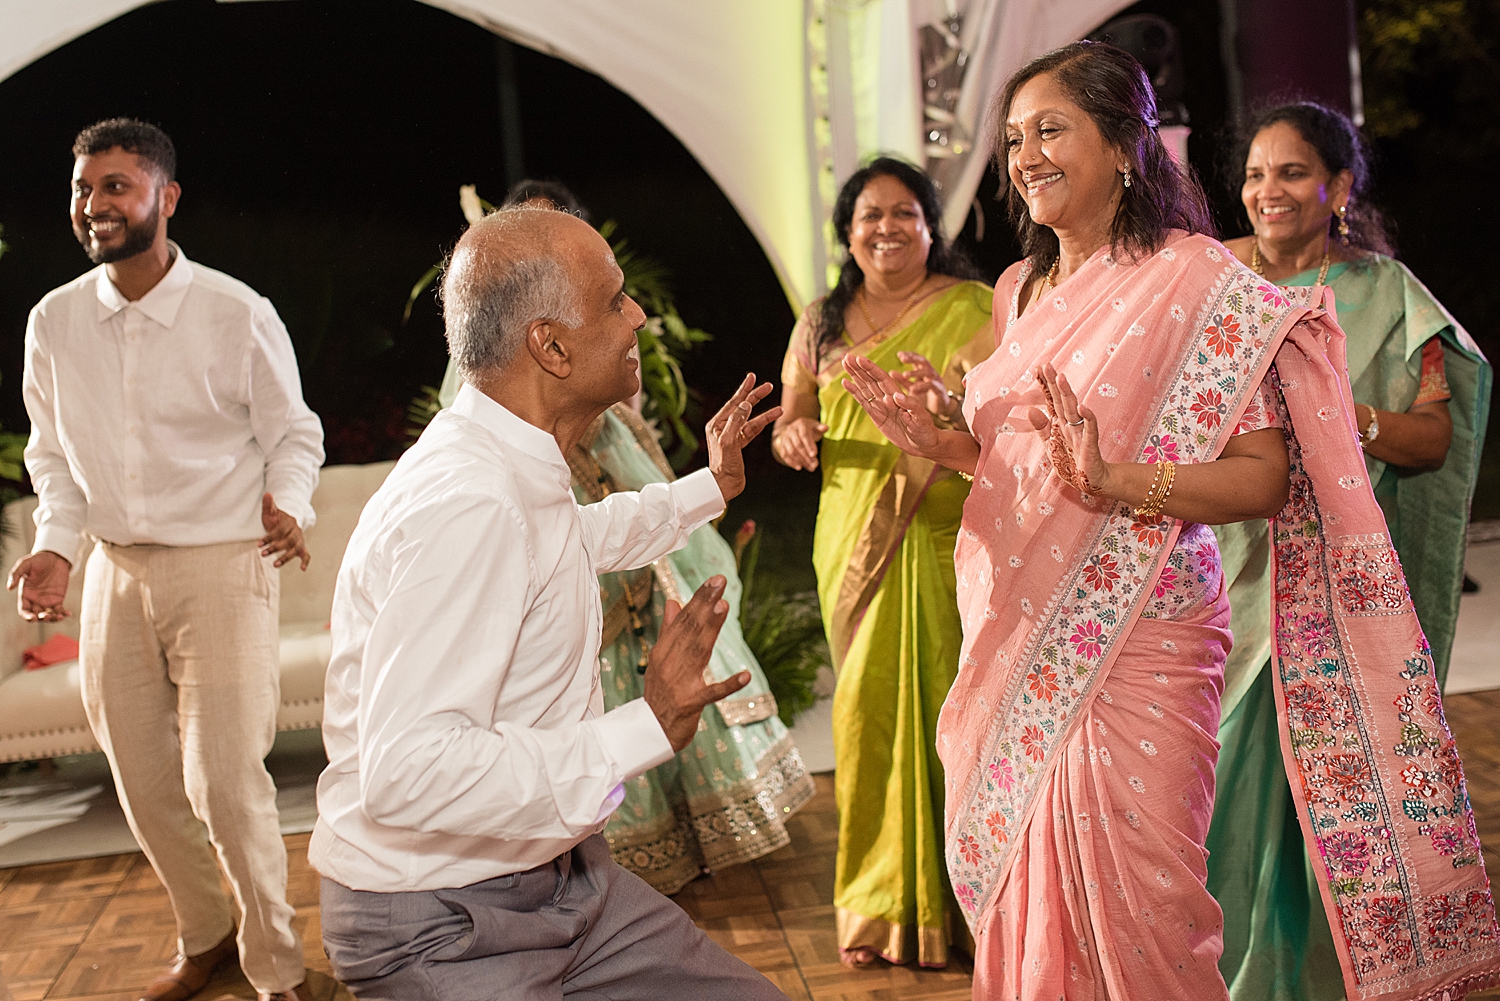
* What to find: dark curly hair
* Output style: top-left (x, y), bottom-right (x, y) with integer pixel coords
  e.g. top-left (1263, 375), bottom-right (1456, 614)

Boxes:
top-left (72, 117), bottom-right (176, 183)
top-left (1228, 101), bottom-right (1394, 256)
top-left (815, 157), bottom-right (978, 354)
top-left (992, 41), bottom-right (1213, 274)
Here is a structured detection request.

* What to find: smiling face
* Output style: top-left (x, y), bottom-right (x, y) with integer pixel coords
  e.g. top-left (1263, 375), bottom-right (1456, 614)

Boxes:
top-left (1004, 72), bottom-right (1126, 236)
top-left (70, 147), bottom-right (177, 264)
top-left (1242, 121), bottom-right (1352, 248)
top-left (846, 174), bottom-right (933, 282)
top-left (552, 219), bottom-right (647, 408)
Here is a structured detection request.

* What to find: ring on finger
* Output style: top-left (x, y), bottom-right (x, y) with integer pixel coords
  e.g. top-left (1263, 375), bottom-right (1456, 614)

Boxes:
top-left (1066, 417), bottom-right (1085, 427)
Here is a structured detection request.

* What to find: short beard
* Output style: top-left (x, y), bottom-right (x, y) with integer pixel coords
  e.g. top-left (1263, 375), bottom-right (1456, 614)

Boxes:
top-left (74, 201), bottom-right (160, 264)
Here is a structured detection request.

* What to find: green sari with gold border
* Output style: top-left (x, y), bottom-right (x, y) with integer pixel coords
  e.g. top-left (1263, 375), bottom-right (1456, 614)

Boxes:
top-left (1207, 254), bottom-right (1493, 1000)
top-left (786, 281), bottom-right (993, 967)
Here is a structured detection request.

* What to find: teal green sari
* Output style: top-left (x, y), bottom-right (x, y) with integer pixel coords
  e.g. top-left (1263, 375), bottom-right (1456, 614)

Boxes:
top-left (1207, 255), bottom-right (1493, 1000)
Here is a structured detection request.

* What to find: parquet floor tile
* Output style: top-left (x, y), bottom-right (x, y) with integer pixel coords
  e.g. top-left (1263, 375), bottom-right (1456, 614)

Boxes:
top-left (6, 692), bottom-right (1500, 1001)
top-left (0, 947), bottom-right (79, 1001)
top-left (0, 897), bottom-right (106, 950)
top-left (0, 857), bottom-right (132, 908)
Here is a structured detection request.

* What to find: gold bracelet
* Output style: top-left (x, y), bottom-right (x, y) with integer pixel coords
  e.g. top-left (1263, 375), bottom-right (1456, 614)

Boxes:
top-left (1134, 460), bottom-right (1176, 519)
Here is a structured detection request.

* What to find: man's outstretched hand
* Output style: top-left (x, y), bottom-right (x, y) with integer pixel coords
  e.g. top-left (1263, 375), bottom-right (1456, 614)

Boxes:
top-left (643, 576), bottom-right (750, 752)
top-left (260, 493), bottom-right (311, 570)
top-left (706, 374), bottom-right (781, 503)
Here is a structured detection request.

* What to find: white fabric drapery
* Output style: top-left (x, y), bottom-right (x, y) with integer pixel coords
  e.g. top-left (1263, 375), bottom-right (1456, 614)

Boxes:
top-left (1, 0), bottom-right (1129, 310)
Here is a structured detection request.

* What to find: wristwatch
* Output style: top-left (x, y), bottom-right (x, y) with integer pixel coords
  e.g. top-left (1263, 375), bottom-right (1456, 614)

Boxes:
top-left (1361, 408), bottom-right (1381, 445)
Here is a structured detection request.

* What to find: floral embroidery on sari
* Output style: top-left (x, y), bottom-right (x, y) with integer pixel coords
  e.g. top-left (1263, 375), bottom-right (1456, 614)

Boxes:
top-left (945, 233), bottom-right (1498, 1000)
top-left (947, 249), bottom-right (1285, 923)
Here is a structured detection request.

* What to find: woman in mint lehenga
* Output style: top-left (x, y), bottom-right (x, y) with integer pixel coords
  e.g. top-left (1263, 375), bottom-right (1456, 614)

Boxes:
top-left (1209, 102), bottom-right (1492, 1001)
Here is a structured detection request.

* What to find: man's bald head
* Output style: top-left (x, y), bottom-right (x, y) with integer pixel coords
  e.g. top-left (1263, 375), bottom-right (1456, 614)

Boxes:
top-left (442, 206), bottom-right (599, 379)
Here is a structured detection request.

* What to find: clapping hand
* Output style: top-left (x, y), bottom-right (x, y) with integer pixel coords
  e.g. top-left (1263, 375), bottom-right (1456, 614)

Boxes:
top-left (841, 353), bottom-right (942, 458)
top-left (1028, 363), bottom-right (1110, 495)
top-left (892, 351), bottom-right (957, 419)
top-left (706, 374), bottom-right (782, 502)
top-left (643, 576), bottom-right (751, 752)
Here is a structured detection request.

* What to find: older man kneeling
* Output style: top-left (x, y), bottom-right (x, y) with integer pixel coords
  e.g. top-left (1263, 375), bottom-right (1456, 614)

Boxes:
top-left (310, 206), bottom-right (789, 999)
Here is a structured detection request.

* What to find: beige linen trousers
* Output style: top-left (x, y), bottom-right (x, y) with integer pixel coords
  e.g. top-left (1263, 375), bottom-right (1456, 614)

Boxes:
top-left (80, 539), bottom-right (303, 994)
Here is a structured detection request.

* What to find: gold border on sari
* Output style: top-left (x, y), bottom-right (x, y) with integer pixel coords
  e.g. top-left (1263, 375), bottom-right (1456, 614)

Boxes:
top-left (605, 735), bottom-right (816, 895)
top-left (828, 451), bottom-right (945, 669)
top-left (836, 907), bottom-right (951, 968)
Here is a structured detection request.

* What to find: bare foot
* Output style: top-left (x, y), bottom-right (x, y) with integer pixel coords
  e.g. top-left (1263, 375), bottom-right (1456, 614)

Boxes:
top-left (839, 946), bottom-right (879, 969)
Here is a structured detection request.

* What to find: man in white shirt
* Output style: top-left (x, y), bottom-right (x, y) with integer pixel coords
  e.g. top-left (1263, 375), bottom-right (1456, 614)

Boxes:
top-left (311, 205), bottom-right (790, 998)
top-left (7, 119), bottom-right (323, 1001)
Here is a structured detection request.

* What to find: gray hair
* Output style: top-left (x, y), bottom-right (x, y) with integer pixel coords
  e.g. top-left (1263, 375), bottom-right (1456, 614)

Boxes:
top-left (441, 207), bottom-right (585, 378)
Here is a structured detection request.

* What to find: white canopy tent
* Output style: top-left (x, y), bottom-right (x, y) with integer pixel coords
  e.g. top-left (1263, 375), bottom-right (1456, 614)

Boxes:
top-left (1, 0), bottom-right (1128, 309)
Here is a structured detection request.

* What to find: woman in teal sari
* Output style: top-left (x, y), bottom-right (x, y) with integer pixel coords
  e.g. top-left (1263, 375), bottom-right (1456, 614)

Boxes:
top-left (1209, 102), bottom-right (1493, 1001)
top-left (774, 158), bottom-right (992, 969)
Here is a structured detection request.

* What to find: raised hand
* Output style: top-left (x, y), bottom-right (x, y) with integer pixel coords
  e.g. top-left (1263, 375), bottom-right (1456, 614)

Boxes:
top-left (643, 576), bottom-right (751, 751)
top-left (772, 417), bottom-right (827, 472)
top-left (260, 493), bottom-right (311, 570)
top-left (706, 374), bottom-right (782, 502)
top-left (7, 550), bottom-right (72, 622)
top-left (1027, 363), bottom-right (1110, 495)
top-left (841, 353), bottom-right (942, 458)
top-left (893, 351), bottom-right (957, 419)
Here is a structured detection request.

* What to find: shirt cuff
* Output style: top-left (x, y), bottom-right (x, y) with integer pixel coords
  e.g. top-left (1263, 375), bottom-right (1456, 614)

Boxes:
top-left (594, 697), bottom-right (674, 784)
top-left (32, 525), bottom-right (82, 567)
top-left (672, 468), bottom-right (726, 529)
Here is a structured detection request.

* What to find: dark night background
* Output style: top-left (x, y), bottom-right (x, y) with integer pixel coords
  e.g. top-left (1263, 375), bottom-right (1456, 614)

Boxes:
top-left (0, 0), bottom-right (1495, 519)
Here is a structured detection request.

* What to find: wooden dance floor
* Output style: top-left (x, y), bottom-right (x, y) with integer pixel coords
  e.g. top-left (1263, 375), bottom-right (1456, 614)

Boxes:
top-left (2, 689), bottom-right (1498, 1000)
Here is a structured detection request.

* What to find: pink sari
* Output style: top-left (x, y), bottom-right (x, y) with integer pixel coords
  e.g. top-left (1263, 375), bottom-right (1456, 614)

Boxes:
top-left (944, 233), bottom-right (1499, 1000)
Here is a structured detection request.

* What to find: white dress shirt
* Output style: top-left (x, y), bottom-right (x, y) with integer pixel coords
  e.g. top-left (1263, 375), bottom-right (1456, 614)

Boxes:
top-left (309, 383), bottom-right (725, 892)
top-left (22, 246), bottom-right (325, 558)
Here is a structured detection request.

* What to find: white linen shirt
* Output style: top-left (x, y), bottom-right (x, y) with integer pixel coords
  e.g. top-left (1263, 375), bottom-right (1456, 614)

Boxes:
top-left (22, 246), bottom-right (324, 557)
top-left (309, 383), bottom-right (724, 892)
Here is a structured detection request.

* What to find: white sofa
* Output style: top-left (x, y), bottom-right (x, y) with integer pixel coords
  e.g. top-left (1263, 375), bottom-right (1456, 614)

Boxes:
top-left (0, 462), bottom-right (395, 763)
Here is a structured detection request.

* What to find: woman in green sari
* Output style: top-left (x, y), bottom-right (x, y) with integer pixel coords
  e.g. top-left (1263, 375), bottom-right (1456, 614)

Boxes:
top-left (1209, 102), bottom-right (1493, 1001)
top-left (773, 158), bottom-right (992, 969)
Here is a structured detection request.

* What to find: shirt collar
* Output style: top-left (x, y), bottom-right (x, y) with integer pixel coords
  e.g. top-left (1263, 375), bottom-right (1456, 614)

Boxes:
top-left (95, 241), bottom-right (194, 327)
top-left (451, 382), bottom-right (572, 486)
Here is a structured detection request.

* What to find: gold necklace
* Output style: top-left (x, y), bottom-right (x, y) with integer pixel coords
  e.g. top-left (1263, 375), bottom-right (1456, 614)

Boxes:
top-left (857, 277), bottom-right (926, 342)
top-left (1027, 258), bottom-right (1061, 310)
top-left (1251, 238), bottom-right (1331, 290)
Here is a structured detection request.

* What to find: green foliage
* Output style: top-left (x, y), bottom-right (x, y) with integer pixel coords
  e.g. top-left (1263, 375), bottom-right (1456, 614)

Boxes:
top-left (406, 385), bottom-right (442, 443)
top-left (735, 528), bottom-right (829, 726)
top-left (0, 223), bottom-right (9, 263)
top-left (1359, 0), bottom-right (1500, 146)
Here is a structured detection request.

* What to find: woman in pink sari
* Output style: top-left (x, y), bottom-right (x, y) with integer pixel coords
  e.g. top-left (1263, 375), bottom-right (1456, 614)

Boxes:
top-left (843, 41), bottom-right (1498, 1001)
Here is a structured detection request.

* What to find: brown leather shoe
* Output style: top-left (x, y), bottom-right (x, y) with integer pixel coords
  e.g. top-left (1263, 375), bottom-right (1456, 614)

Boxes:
top-left (139, 928), bottom-right (238, 1001)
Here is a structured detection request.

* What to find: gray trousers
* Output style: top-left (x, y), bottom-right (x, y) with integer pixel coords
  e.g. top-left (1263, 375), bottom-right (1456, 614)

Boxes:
top-left (320, 835), bottom-right (789, 1000)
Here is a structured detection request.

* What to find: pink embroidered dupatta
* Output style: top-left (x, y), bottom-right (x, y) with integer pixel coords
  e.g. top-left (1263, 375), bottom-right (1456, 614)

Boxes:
top-left (943, 232), bottom-right (1499, 1000)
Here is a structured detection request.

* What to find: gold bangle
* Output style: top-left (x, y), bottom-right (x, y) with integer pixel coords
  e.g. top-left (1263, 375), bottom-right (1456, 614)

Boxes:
top-left (1134, 460), bottom-right (1176, 519)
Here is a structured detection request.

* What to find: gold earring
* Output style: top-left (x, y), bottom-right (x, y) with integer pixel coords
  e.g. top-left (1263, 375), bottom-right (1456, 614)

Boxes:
top-left (1336, 204), bottom-right (1349, 243)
